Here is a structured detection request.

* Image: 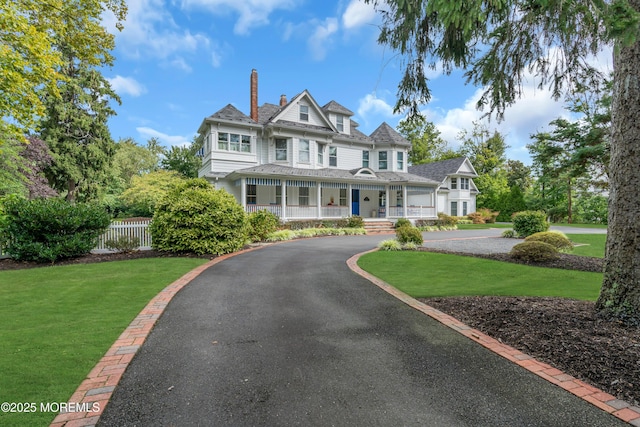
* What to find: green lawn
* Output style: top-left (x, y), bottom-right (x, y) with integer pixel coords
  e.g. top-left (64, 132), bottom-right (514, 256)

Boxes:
top-left (357, 251), bottom-right (602, 300)
top-left (567, 233), bottom-right (606, 258)
top-left (553, 222), bottom-right (608, 229)
top-left (0, 257), bottom-right (208, 426)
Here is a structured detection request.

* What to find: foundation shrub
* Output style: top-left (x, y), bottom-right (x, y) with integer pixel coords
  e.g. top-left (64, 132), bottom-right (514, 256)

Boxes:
top-left (248, 210), bottom-right (280, 242)
top-left (395, 218), bottom-right (412, 228)
top-left (395, 225), bottom-right (424, 245)
top-left (437, 212), bottom-right (458, 227)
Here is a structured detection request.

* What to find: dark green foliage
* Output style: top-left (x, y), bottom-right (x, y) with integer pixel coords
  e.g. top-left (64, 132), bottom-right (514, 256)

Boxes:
top-left (286, 218), bottom-right (360, 230)
top-left (248, 210), bottom-right (280, 242)
top-left (396, 225), bottom-right (424, 245)
top-left (510, 241), bottom-right (559, 262)
top-left (512, 211), bottom-right (549, 237)
top-left (346, 215), bottom-right (364, 228)
top-left (104, 235), bottom-right (140, 253)
top-left (437, 212), bottom-right (458, 226)
top-left (2, 198), bottom-right (110, 262)
top-left (525, 232), bottom-right (574, 253)
top-left (395, 218), bottom-right (412, 228)
top-left (149, 179), bottom-right (248, 255)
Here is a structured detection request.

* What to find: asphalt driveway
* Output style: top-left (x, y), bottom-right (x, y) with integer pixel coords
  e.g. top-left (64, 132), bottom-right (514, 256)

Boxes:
top-left (97, 232), bottom-right (621, 426)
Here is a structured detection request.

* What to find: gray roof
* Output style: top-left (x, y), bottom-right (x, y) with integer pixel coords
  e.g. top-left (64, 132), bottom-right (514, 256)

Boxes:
top-left (257, 103), bottom-right (282, 125)
top-left (227, 164), bottom-right (439, 186)
top-left (370, 122), bottom-right (411, 147)
top-left (208, 104), bottom-right (256, 125)
top-left (408, 157), bottom-right (477, 183)
top-left (322, 100), bottom-right (354, 116)
top-left (267, 120), bottom-right (333, 134)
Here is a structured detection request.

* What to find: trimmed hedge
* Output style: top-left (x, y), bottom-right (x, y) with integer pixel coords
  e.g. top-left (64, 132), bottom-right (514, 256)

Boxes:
top-left (512, 210), bottom-right (549, 237)
top-left (525, 231), bottom-right (573, 253)
top-left (150, 179), bottom-right (248, 255)
top-left (396, 225), bottom-right (424, 245)
top-left (510, 241), bottom-right (559, 262)
top-left (2, 197), bottom-right (110, 262)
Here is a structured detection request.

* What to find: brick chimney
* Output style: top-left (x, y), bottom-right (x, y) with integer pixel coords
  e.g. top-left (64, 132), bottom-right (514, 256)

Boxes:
top-left (279, 94), bottom-right (287, 106)
top-left (250, 69), bottom-right (258, 122)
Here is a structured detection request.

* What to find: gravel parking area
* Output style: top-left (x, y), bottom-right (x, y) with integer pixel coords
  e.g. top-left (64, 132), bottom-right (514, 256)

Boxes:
top-left (422, 236), bottom-right (520, 254)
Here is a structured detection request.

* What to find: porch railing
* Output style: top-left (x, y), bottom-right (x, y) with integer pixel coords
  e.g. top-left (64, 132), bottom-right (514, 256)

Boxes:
top-left (245, 204), bottom-right (349, 219)
top-left (387, 206), bottom-right (436, 218)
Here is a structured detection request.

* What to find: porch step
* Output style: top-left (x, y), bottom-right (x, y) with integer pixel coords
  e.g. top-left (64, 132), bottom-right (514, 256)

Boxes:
top-left (363, 220), bottom-right (396, 235)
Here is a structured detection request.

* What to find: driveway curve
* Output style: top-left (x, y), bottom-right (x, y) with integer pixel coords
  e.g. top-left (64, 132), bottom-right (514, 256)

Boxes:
top-left (97, 234), bottom-right (622, 427)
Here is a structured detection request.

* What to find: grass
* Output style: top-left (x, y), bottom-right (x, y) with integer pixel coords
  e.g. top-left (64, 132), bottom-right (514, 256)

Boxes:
top-left (357, 251), bottom-right (603, 300)
top-left (0, 257), bottom-right (208, 426)
top-left (553, 223), bottom-right (608, 229)
top-left (456, 223), bottom-right (513, 230)
top-left (567, 233), bottom-right (606, 258)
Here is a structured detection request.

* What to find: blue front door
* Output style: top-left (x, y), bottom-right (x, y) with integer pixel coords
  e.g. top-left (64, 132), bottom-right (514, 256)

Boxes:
top-left (351, 189), bottom-right (360, 216)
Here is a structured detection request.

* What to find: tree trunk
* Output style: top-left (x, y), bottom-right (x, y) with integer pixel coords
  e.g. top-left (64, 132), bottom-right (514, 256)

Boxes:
top-left (595, 6), bottom-right (640, 323)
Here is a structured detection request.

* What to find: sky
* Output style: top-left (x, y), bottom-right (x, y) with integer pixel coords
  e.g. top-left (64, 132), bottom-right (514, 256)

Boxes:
top-left (102, 0), bottom-right (613, 164)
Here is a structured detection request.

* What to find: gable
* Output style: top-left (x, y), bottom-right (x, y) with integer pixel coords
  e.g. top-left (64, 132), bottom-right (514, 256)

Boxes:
top-left (269, 90), bottom-right (337, 132)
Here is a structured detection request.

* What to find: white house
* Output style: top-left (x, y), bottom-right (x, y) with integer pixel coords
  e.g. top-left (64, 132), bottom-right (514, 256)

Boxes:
top-left (408, 157), bottom-right (479, 217)
top-left (197, 70), bottom-right (474, 222)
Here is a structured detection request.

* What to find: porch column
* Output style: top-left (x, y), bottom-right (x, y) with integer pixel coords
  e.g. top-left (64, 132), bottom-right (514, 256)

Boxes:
top-left (240, 178), bottom-right (247, 211)
top-left (347, 184), bottom-right (353, 216)
top-left (317, 183), bottom-right (322, 219)
top-left (403, 185), bottom-right (408, 218)
top-left (384, 185), bottom-right (390, 219)
top-left (281, 181), bottom-right (287, 221)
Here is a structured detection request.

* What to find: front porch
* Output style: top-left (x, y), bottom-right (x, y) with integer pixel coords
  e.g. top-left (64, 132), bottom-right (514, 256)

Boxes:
top-left (239, 178), bottom-right (437, 221)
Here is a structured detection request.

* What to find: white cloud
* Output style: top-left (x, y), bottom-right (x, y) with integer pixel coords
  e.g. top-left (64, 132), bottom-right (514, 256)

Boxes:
top-left (182, 0), bottom-right (299, 35)
top-left (308, 18), bottom-right (339, 61)
top-left (356, 92), bottom-right (401, 131)
top-left (136, 127), bottom-right (192, 147)
top-left (104, 0), bottom-right (216, 71)
top-left (342, 0), bottom-right (377, 29)
top-left (106, 76), bottom-right (146, 97)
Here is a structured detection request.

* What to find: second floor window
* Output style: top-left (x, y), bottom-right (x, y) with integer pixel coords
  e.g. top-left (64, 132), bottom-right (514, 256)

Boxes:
top-left (362, 151), bottom-right (369, 168)
top-left (451, 178), bottom-right (457, 189)
top-left (329, 146), bottom-right (337, 167)
top-left (397, 152), bottom-right (404, 170)
top-left (275, 139), bottom-right (288, 161)
top-left (460, 178), bottom-right (470, 190)
top-left (379, 151), bottom-right (388, 170)
top-left (318, 143), bottom-right (324, 165)
top-left (300, 105), bottom-right (309, 121)
top-left (336, 115), bottom-right (344, 132)
top-left (218, 132), bottom-right (251, 152)
top-left (299, 139), bottom-right (310, 163)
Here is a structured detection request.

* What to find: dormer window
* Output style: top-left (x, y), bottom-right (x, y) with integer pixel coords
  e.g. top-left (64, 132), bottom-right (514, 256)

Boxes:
top-left (300, 105), bottom-right (309, 121)
top-left (336, 115), bottom-right (344, 132)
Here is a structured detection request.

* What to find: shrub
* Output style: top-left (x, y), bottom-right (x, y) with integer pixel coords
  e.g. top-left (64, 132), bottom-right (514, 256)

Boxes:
top-left (346, 215), bottom-right (364, 228)
top-left (150, 179), bottom-right (248, 255)
top-left (512, 210), bottom-right (549, 237)
top-left (266, 230), bottom-right (296, 241)
top-left (525, 231), bottom-right (573, 253)
top-left (510, 241), bottom-right (559, 262)
top-left (395, 225), bottom-right (424, 245)
top-left (248, 210), bottom-right (280, 242)
top-left (402, 242), bottom-right (419, 250)
top-left (378, 239), bottom-right (402, 251)
top-left (395, 218), bottom-right (412, 228)
top-left (437, 212), bottom-right (458, 227)
top-left (467, 212), bottom-right (485, 224)
top-left (2, 198), bottom-right (110, 262)
top-left (478, 208), bottom-right (500, 224)
top-left (105, 235), bottom-right (140, 253)
top-left (501, 229), bottom-right (517, 238)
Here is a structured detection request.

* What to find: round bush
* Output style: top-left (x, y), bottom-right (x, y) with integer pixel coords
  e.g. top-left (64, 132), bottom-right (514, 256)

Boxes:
top-left (248, 210), bottom-right (280, 242)
top-left (378, 239), bottom-right (402, 251)
top-left (501, 229), bottom-right (516, 238)
top-left (512, 210), bottom-right (549, 237)
top-left (395, 225), bottom-right (424, 245)
top-left (395, 218), bottom-right (412, 228)
top-left (525, 231), bottom-right (573, 252)
top-left (510, 241), bottom-right (559, 262)
top-left (2, 197), bottom-right (110, 262)
top-left (150, 179), bottom-right (248, 255)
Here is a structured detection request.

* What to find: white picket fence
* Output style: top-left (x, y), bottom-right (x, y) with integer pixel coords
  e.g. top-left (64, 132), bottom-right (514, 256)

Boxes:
top-left (93, 220), bottom-right (152, 253)
top-left (0, 220), bottom-right (153, 258)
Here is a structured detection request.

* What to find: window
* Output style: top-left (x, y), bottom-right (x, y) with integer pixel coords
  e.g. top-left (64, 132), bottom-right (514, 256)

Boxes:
top-left (451, 201), bottom-right (458, 216)
top-left (336, 115), bottom-right (344, 132)
top-left (463, 201), bottom-right (468, 216)
top-left (299, 139), bottom-right (310, 163)
top-left (339, 188), bottom-right (347, 206)
top-left (379, 151), bottom-right (388, 170)
top-left (275, 139), bottom-right (287, 161)
top-left (247, 184), bottom-right (257, 205)
top-left (317, 143), bottom-right (324, 165)
top-left (396, 190), bottom-right (403, 207)
top-left (397, 152), bottom-right (404, 170)
top-left (460, 178), bottom-right (470, 190)
top-left (276, 186), bottom-right (282, 205)
top-left (241, 135), bottom-right (251, 152)
top-left (451, 178), bottom-right (457, 189)
top-left (329, 146), bottom-right (337, 167)
top-left (300, 105), bottom-right (309, 121)
top-left (362, 151), bottom-right (369, 168)
top-left (218, 132), bottom-right (251, 153)
top-left (218, 132), bottom-right (228, 150)
top-left (299, 187), bottom-right (309, 205)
